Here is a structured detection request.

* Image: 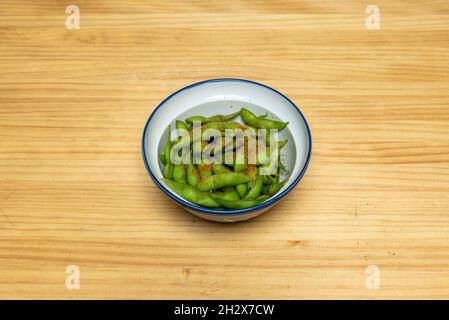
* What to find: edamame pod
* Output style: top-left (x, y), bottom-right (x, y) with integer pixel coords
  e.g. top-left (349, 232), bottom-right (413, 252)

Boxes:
top-left (163, 179), bottom-right (221, 208)
top-left (186, 111), bottom-right (240, 125)
top-left (212, 163), bottom-right (232, 174)
top-left (235, 183), bottom-right (248, 198)
top-left (198, 162), bottom-right (212, 178)
top-left (160, 109), bottom-right (293, 211)
top-left (159, 153), bottom-right (166, 165)
top-left (256, 195), bottom-right (269, 202)
top-left (185, 115), bottom-right (206, 124)
top-left (260, 184), bottom-right (269, 195)
top-left (277, 140), bottom-right (288, 171)
top-left (203, 111), bottom-right (241, 124)
top-left (214, 198), bottom-right (263, 209)
top-left (176, 120), bottom-right (190, 131)
top-left (267, 180), bottom-right (288, 197)
top-left (278, 140), bottom-right (288, 149)
top-left (245, 165), bottom-right (258, 188)
top-left (263, 174), bottom-right (278, 185)
top-left (173, 164), bottom-right (187, 183)
top-left (186, 164), bottom-right (200, 187)
top-left (197, 172), bottom-right (250, 192)
top-left (278, 158), bottom-right (287, 172)
top-left (163, 126), bottom-right (173, 179)
top-left (241, 108), bottom-right (288, 130)
top-left (243, 175), bottom-right (263, 200)
top-left (210, 187), bottom-right (240, 202)
top-left (234, 163), bottom-right (247, 172)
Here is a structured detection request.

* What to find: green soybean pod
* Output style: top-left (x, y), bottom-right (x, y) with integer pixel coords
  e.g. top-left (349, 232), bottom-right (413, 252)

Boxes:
top-left (256, 195), bottom-right (269, 202)
top-left (278, 140), bottom-right (288, 149)
top-left (226, 121), bottom-right (248, 132)
top-left (196, 172), bottom-right (250, 192)
top-left (267, 179), bottom-right (288, 197)
top-left (200, 120), bottom-right (244, 134)
top-left (259, 144), bottom-right (280, 176)
top-left (163, 126), bottom-right (173, 179)
top-left (173, 164), bottom-right (187, 183)
top-left (243, 175), bottom-right (263, 200)
top-left (176, 120), bottom-right (190, 131)
top-left (175, 121), bottom-right (239, 152)
top-left (212, 163), bottom-right (232, 174)
top-left (241, 108), bottom-right (288, 130)
top-left (214, 198), bottom-right (262, 210)
top-left (186, 164), bottom-right (200, 187)
top-left (210, 187), bottom-right (240, 202)
top-left (199, 121), bottom-right (226, 132)
top-left (256, 150), bottom-right (270, 166)
top-left (211, 164), bottom-right (240, 199)
top-left (198, 162), bottom-right (213, 179)
top-left (159, 153), bottom-right (166, 165)
top-left (262, 174), bottom-right (278, 185)
top-left (277, 139), bottom-right (288, 172)
top-left (262, 175), bottom-right (270, 185)
top-left (233, 142), bottom-right (247, 173)
top-left (235, 183), bottom-right (248, 198)
top-left (163, 179), bottom-right (221, 208)
top-left (187, 111), bottom-right (240, 125)
top-left (258, 140), bottom-right (286, 170)
top-left (260, 184), bottom-right (269, 195)
top-left (270, 173), bottom-right (280, 184)
top-left (225, 186), bottom-right (241, 201)
top-left (185, 115), bottom-right (206, 125)
top-left (201, 110), bottom-right (241, 124)
top-left (211, 164), bottom-right (241, 197)
top-left (278, 158), bottom-right (287, 172)
top-left (234, 163), bottom-right (247, 172)
top-left (245, 165), bottom-right (258, 189)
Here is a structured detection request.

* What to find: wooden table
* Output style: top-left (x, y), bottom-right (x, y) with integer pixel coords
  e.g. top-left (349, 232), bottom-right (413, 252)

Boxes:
top-left (1, 0), bottom-right (448, 299)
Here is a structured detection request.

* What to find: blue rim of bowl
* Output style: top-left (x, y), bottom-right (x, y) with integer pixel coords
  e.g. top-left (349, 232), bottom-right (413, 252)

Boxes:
top-left (141, 78), bottom-right (312, 215)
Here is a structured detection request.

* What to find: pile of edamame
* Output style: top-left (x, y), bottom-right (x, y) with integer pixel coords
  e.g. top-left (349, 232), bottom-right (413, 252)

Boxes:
top-left (160, 108), bottom-right (290, 210)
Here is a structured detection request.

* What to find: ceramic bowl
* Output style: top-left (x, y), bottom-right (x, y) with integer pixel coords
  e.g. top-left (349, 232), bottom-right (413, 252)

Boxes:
top-left (142, 78), bottom-right (311, 222)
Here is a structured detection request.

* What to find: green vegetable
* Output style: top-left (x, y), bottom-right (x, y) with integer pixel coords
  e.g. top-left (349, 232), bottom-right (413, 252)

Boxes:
top-left (173, 164), bottom-right (186, 183)
top-left (185, 115), bottom-right (206, 125)
top-left (159, 109), bottom-right (292, 210)
top-left (214, 198), bottom-right (264, 209)
top-left (163, 179), bottom-right (221, 208)
top-left (198, 162), bottom-right (212, 178)
top-left (235, 183), bottom-right (248, 198)
top-left (278, 140), bottom-right (288, 149)
top-left (176, 120), bottom-right (190, 131)
top-left (241, 108), bottom-right (288, 130)
top-left (278, 140), bottom-right (288, 172)
top-left (163, 126), bottom-right (173, 179)
top-left (186, 111), bottom-right (240, 125)
top-left (210, 187), bottom-right (240, 201)
top-left (267, 180), bottom-right (288, 196)
top-left (159, 153), bottom-right (166, 165)
top-left (278, 158), bottom-right (287, 172)
top-left (186, 164), bottom-right (200, 187)
top-left (212, 163), bottom-right (232, 174)
top-left (245, 165), bottom-right (258, 188)
top-left (256, 195), bottom-right (269, 202)
top-left (243, 175), bottom-right (263, 200)
top-left (196, 172), bottom-right (250, 192)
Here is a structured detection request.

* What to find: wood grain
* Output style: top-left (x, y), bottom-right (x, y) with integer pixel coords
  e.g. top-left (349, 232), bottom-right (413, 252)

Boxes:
top-left (1, 0), bottom-right (449, 299)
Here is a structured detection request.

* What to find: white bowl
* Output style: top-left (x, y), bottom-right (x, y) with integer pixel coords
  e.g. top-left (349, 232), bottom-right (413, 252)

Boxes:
top-left (142, 78), bottom-right (311, 222)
